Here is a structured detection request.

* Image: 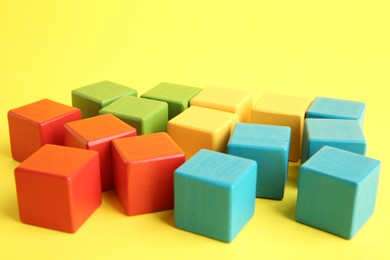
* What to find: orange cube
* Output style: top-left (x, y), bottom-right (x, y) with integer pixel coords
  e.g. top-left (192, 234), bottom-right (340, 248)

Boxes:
top-left (112, 132), bottom-right (185, 216)
top-left (14, 144), bottom-right (101, 233)
top-left (7, 99), bottom-right (81, 162)
top-left (64, 114), bottom-right (137, 191)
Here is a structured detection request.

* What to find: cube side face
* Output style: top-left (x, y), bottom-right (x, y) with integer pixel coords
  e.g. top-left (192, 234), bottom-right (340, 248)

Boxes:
top-left (174, 173), bottom-right (230, 242)
top-left (112, 142), bottom-right (131, 214)
top-left (87, 140), bottom-right (114, 191)
top-left (308, 139), bottom-right (366, 161)
top-left (142, 104), bottom-right (168, 134)
top-left (72, 92), bottom-right (102, 119)
top-left (296, 169), bottom-right (356, 239)
top-left (8, 111), bottom-right (42, 162)
top-left (212, 117), bottom-right (238, 153)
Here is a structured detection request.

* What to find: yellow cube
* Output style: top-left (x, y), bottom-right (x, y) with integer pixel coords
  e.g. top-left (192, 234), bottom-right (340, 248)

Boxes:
top-left (168, 106), bottom-right (238, 160)
top-left (251, 93), bottom-right (312, 162)
top-left (189, 86), bottom-right (252, 122)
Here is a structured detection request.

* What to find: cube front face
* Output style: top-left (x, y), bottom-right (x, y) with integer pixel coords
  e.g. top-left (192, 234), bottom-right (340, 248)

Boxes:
top-left (14, 144), bottom-right (101, 233)
top-left (228, 123), bottom-right (290, 199)
top-left (301, 118), bottom-right (366, 163)
top-left (99, 96), bottom-right (168, 135)
top-left (174, 149), bottom-right (257, 242)
top-left (112, 133), bottom-right (185, 216)
top-left (7, 99), bottom-right (81, 162)
top-left (296, 146), bottom-right (380, 239)
top-left (168, 106), bottom-right (238, 160)
top-left (141, 82), bottom-right (203, 119)
top-left (72, 80), bottom-right (137, 118)
top-left (189, 86), bottom-right (252, 122)
top-left (251, 94), bottom-right (311, 162)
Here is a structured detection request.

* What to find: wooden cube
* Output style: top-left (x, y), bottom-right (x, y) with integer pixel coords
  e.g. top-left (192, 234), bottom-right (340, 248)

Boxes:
top-left (141, 82), bottom-right (203, 119)
top-left (190, 86), bottom-right (252, 122)
top-left (174, 149), bottom-right (257, 243)
top-left (251, 93), bottom-right (312, 162)
top-left (168, 106), bottom-right (238, 160)
top-left (99, 96), bottom-right (168, 135)
top-left (72, 80), bottom-right (137, 118)
top-left (228, 123), bottom-right (291, 200)
top-left (8, 99), bottom-right (81, 162)
top-left (296, 146), bottom-right (380, 239)
top-left (14, 144), bottom-right (101, 233)
top-left (64, 114), bottom-right (137, 191)
top-left (112, 132), bottom-right (185, 216)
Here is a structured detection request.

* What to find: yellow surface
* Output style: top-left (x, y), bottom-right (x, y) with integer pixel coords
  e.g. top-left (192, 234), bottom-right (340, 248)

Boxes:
top-left (190, 86), bottom-right (253, 122)
top-left (1, 0), bottom-right (389, 258)
top-left (168, 106), bottom-right (238, 159)
top-left (252, 93), bottom-right (312, 161)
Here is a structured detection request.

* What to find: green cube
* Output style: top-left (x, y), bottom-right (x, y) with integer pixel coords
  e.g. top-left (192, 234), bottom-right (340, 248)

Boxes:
top-left (72, 81), bottom-right (137, 118)
top-left (141, 82), bottom-right (202, 119)
top-left (99, 96), bottom-right (168, 135)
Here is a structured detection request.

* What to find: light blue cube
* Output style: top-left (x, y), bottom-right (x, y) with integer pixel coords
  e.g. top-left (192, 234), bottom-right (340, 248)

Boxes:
top-left (301, 118), bottom-right (366, 163)
top-left (227, 123), bottom-right (291, 200)
top-left (174, 149), bottom-right (257, 243)
top-left (306, 97), bottom-right (366, 128)
top-left (296, 146), bottom-right (380, 239)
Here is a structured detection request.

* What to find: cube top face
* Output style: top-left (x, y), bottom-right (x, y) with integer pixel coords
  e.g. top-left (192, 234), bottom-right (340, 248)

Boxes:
top-left (229, 123), bottom-right (291, 150)
top-left (72, 80), bottom-right (137, 105)
top-left (253, 93), bottom-right (312, 116)
top-left (112, 132), bottom-right (184, 162)
top-left (169, 106), bottom-right (238, 134)
top-left (175, 149), bottom-right (257, 188)
top-left (100, 96), bottom-right (168, 121)
top-left (306, 97), bottom-right (365, 121)
top-left (65, 114), bottom-right (136, 144)
top-left (190, 86), bottom-right (252, 112)
top-left (141, 82), bottom-right (203, 106)
top-left (302, 146), bottom-right (380, 184)
top-left (9, 99), bottom-right (80, 124)
top-left (17, 144), bottom-right (99, 177)
top-left (305, 118), bottom-right (365, 143)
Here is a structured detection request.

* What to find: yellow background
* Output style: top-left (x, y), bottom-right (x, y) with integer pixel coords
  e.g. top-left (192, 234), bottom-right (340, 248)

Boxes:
top-left (1, 0), bottom-right (389, 258)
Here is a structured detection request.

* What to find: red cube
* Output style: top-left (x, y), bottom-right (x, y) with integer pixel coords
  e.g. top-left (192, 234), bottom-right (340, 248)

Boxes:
top-left (112, 132), bottom-right (185, 216)
top-left (8, 99), bottom-right (81, 162)
top-left (14, 144), bottom-right (101, 233)
top-left (64, 114), bottom-right (137, 191)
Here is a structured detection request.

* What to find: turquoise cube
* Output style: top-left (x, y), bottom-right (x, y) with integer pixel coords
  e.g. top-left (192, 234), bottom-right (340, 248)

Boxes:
top-left (306, 97), bottom-right (365, 128)
top-left (296, 146), bottom-right (380, 239)
top-left (141, 82), bottom-right (203, 119)
top-left (99, 96), bottom-right (168, 135)
top-left (301, 118), bottom-right (366, 163)
top-left (227, 123), bottom-right (290, 200)
top-left (174, 149), bottom-right (257, 243)
top-left (72, 81), bottom-right (137, 118)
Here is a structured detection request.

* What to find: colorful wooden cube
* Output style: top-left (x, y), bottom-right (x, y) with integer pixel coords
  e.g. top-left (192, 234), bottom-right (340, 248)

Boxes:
top-left (296, 146), bottom-right (380, 239)
top-left (189, 86), bottom-right (252, 122)
top-left (14, 144), bottom-right (101, 233)
top-left (251, 93), bottom-right (312, 162)
top-left (168, 106), bottom-right (238, 160)
top-left (112, 132), bottom-right (185, 216)
top-left (306, 97), bottom-right (366, 128)
top-left (64, 114), bottom-right (137, 191)
top-left (99, 96), bottom-right (168, 135)
top-left (8, 99), bottom-right (81, 162)
top-left (174, 149), bottom-right (257, 242)
top-left (72, 80), bottom-right (137, 118)
top-left (301, 118), bottom-right (366, 163)
top-left (227, 123), bottom-right (291, 200)
top-left (141, 82), bottom-right (203, 119)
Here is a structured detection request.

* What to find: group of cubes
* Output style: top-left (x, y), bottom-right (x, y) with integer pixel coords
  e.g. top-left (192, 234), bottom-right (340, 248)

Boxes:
top-left (7, 80), bottom-right (380, 242)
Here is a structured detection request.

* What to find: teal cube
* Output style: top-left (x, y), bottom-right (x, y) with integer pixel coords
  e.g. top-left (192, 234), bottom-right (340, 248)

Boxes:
top-left (141, 82), bottom-right (203, 119)
top-left (301, 118), bottom-right (366, 163)
top-left (174, 149), bottom-right (257, 243)
top-left (296, 146), bottom-right (380, 239)
top-left (99, 96), bottom-right (168, 135)
top-left (72, 81), bottom-right (137, 118)
top-left (227, 123), bottom-right (290, 200)
top-left (306, 97), bottom-right (366, 128)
